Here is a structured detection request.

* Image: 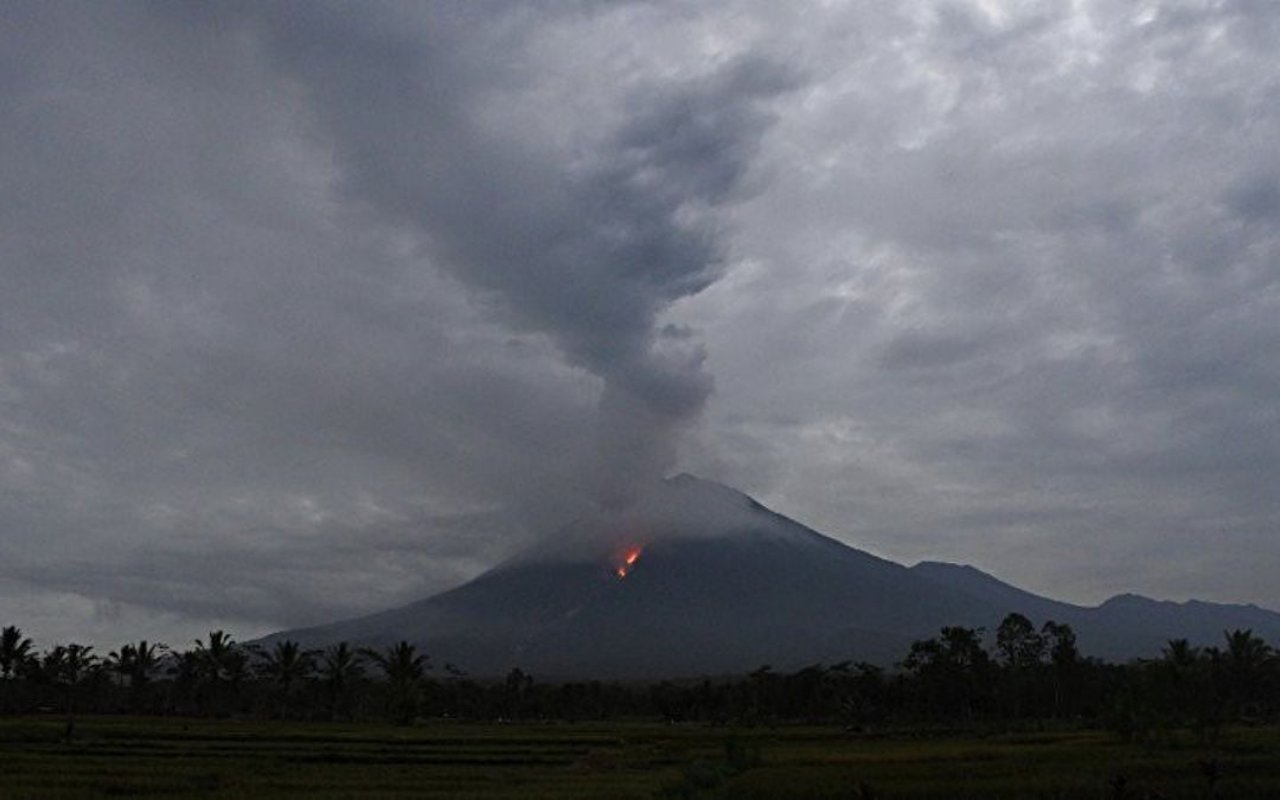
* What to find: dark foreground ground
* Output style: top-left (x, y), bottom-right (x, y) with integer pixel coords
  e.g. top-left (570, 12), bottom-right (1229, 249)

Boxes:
top-left (2, 717), bottom-right (1278, 799)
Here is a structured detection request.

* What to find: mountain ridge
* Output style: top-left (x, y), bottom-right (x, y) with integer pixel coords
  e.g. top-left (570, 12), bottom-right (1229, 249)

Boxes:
top-left (263, 475), bottom-right (1280, 677)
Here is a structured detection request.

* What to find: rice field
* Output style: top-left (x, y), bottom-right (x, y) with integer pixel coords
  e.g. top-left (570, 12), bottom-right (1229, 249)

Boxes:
top-left (2, 716), bottom-right (1278, 798)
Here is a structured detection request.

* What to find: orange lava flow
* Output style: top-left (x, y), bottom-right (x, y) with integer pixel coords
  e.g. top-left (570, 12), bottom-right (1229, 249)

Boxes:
top-left (615, 546), bottom-right (643, 579)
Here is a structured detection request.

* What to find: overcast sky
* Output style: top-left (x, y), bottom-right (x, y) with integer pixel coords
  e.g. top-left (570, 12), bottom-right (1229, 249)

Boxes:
top-left (4, 1), bottom-right (1279, 649)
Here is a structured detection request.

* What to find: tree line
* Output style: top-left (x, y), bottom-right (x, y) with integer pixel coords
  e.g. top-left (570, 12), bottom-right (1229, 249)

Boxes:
top-left (2, 614), bottom-right (1277, 739)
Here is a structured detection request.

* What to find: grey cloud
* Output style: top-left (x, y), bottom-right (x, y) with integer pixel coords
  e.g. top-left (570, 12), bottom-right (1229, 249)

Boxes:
top-left (17, 509), bottom-right (520, 629)
top-left (681, 0), bottom-right (1280, 609)
top-left (1224, 173), bottom-right (1280, 221)
top-left (877, 328), bottom-right (999, 372)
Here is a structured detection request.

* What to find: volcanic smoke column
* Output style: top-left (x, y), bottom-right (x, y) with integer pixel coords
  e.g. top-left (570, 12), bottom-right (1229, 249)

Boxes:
top-left (239, 5), bottom-right (796, 506)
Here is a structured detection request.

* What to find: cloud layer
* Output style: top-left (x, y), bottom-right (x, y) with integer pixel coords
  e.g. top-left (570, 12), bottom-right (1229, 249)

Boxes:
top-left (2, 1), bottom-right (1278, 646)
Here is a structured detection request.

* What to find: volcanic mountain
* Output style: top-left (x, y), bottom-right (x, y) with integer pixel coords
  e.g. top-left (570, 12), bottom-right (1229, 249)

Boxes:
top-left (265, 475), bottom-right (1280, 678)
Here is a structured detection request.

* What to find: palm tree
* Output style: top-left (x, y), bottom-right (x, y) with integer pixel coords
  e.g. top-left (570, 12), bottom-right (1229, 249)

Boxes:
top-left (167, 649), bottom-right (203, 715)
top-left (257, 640), bottom-right (314, 685)
top-left (1, 626), bottom-right (34, 680)
top-left (255, 640), bottom-right (315, 718)
top-left (319, 642), bottom-right (364, 720)
top-left (1, 625), bottom-right (36, 713)
top-left (364, 641), bottom-right (428, 685)
top-left (1223, 629), bottom-right (1271, 674)
top-left (43, 643), bottom-right (100, 738)
top-left (363, 641), bottom-right (428, 723)
top-left (193, 630), bottom-right (247, 716)
top-left (1220, 628), bottom-right (1273, 718)
top-left (1161, 638), bottom-right (1218, 737)
top-left (194, 630), bottom-right (237, 680)
top-left (1162, 638), bottom-right (1200, 669)
top-left (107, 641), bottom-right (167, 713)
top-left (108, 641), bottom-right (167, 687)
top-left (44, 644), bottom-right (99, 688)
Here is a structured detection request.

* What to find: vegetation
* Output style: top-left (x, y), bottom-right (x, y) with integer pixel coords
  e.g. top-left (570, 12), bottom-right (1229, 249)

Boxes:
top-left (4, 716), bottom-right (1280, 798)
top-left (2, 620), bottom-right (1278, 732)
top-left (2, 618), bottom-right (1280, 796)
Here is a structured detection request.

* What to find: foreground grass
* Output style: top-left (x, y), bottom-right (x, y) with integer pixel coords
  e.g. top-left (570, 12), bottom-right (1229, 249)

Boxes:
top-left (2, 717), bottom-right (1278, 798)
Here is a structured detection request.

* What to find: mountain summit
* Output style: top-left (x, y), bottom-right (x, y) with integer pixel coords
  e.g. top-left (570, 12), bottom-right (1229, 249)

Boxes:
top-left (265, 476), bottom-right (1280, 678)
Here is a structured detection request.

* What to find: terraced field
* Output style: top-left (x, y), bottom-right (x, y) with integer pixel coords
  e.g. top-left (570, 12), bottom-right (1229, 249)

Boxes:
top-left (4, 718), bottom-right (671, 799)
top-left (2, 717), bottom-right (1278, 798)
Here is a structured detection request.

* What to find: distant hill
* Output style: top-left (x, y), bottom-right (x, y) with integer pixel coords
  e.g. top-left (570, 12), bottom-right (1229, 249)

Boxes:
top-left (263, 475), bottom-right (1280, 677)
top-left (906, 561), bottom-right (1280, 661)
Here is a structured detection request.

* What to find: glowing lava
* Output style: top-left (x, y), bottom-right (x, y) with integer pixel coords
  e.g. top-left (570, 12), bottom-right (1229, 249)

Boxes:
top-left (615, 547), bottom-right (643, 580)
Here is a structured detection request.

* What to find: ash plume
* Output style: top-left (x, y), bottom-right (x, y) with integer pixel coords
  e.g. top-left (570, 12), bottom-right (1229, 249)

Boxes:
top-left (218, 3), bottom-right (798, 509)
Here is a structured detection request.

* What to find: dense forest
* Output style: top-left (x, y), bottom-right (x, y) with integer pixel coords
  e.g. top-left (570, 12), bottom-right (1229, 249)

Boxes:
top-left (2, 614), bottom-right (1276, 741)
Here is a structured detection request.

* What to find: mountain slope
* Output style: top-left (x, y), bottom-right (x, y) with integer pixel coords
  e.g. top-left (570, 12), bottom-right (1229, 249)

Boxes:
top-left (909, 561), bottom-right (1076, 622)
top-left (265, 476), bottom-right (1280, 676)
top-left (907, 560), bottom-right (1280, 660)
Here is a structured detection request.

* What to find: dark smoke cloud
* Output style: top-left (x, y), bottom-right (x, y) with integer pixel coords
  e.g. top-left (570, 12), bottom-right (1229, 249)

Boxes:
top-left (210, 3), bottom-right (797, 506)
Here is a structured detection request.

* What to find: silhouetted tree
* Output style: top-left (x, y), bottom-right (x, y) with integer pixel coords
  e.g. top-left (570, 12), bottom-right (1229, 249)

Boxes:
top-left (319, 642), bottom-right (364, 721)
top-left (996, 613), bottom-right (1045, 669)
top-left (107, 640), bottom-right (166, 713)
top-left (1, 625), bottom-right (36, 714)
top-left (363, 641), bottom-right (428, 723)
top-left (1163, 638), bottom-right (1198, 669)
top-left (995, 613), bottom-right (1045, 719)
top-left (1158, 638), bottom-right (1219, 739)
top-left (43, 644), bottom-right (99, 696)
top-left (1, 625), bottom-right (34, 681)
top-left (1041, 620), bottom-right (1079, 717)
top-left (502, 667), bottom-right (534, 720)
top-left (9, 617), bottom-right (1280, 728)
top-left (743, 665), bottom-right (781, 723)
top-left (42, 644), bottom-right (100, 738)
top-left (902, 626), bottom-right (994, 724)
top-left (1219, 628), bottom-right (1273, 719)
top-left (254, 640), bottom-right (316, 719)
top-left (828, 661), bottom-right (888, 729)
top-left (166, 649), bottom-right (203, 715)
top-left (193, 631), bottom-right (248, 716)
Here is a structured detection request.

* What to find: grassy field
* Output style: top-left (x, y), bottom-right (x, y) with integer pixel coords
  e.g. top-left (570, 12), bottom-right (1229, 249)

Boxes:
top-left (2, 716), bottom-right (1278, 799)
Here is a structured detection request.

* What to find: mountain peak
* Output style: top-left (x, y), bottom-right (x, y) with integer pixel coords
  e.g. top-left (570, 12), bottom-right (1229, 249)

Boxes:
top-left (603, 473), bottom-right (773, 543)
top-left (1100, 592), bottom-right (1157, 608)
top-left (913, 560), bottom-right (987, 577)
top-left (499, 473), bottom-right (767, 566)
top-left (666, 471), bottom-right (703, 486)
top-left (664, 472), bottom-right (754, 504)
top-left (262, 479), bottom-right (1280, 677)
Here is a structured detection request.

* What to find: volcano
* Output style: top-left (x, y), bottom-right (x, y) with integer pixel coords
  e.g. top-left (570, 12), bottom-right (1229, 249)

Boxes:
top-left (265, 475), bottom-right (1280, 678)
